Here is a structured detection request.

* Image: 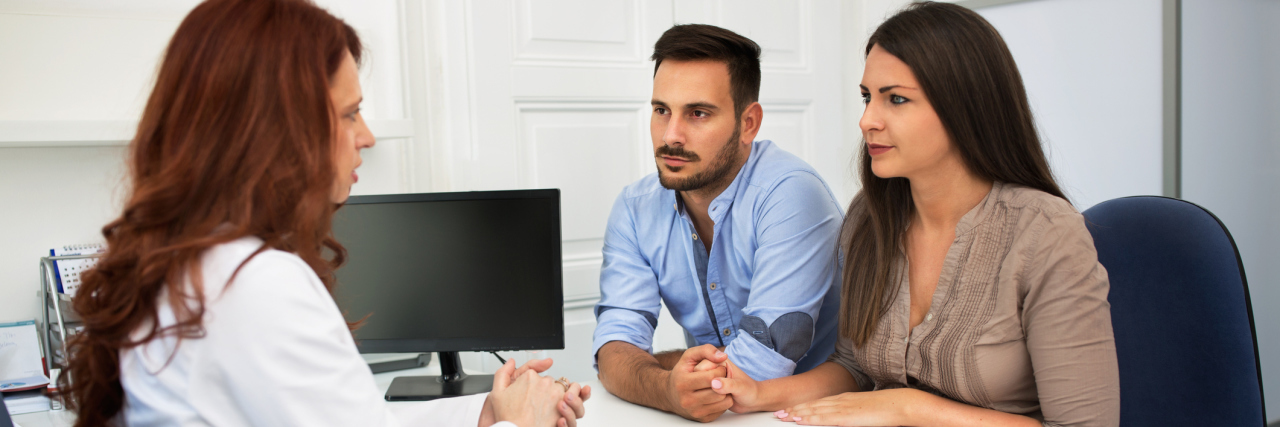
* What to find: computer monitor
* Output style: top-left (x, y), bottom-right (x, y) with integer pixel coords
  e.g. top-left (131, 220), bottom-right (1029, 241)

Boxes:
top-left (330, 189), bottom-right (564, 401)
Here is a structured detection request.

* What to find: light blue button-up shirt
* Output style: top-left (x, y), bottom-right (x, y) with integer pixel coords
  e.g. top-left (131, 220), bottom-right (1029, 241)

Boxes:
top-left (592, 140), bottom-right (844, 381)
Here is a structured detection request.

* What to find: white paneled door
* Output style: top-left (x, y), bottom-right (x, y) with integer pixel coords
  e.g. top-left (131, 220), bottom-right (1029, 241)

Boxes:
top-left (432, 0), bottom-right (844, 381)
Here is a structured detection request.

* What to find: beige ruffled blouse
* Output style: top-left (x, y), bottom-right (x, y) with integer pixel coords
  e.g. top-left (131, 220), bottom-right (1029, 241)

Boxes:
top-left (828, 182), bottom-right (1120, 427)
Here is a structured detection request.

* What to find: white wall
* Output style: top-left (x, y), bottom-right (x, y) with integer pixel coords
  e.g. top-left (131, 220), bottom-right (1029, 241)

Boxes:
top-left (0, 0), bottom-right (413, 324)
top-left (435, 0), bottom-right (848, 382)
top-left (1180, 0), bottom-right (1280, 420)
top-left (0, 0), bottom-right (851, 386)
top-left (976, 0), bottom-right (1164, 210)
top-left (8, 0), bottom-right (1271, 411)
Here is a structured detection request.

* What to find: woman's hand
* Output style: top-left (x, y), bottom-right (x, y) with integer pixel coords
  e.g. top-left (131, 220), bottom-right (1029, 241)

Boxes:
top-left (487, 360), bottom-right (566, 427)
top-left (481, 359), bottom-right (592, 427)
top-left (707, 359), bottom-right (765, 413)
top-left (775, 388), bottom-right (920, 426)
top-left (557, 381), bottom-right (592, 427)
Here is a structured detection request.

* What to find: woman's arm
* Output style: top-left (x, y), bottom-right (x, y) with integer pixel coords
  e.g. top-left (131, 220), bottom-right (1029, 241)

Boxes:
top-left (196, 251), bottom-right (579, 427)
top-left (779, 388), bottom-right (1041, 426)
top-left (711, 361), bottom-right (859, 413)
top-left (1018, 213), bottom-right (1121, 426)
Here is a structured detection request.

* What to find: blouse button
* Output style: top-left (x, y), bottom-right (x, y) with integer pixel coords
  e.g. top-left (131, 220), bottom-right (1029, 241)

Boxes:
top-left (723, 328), bottom-right (732, 336)
top-left (925, 313), bottom-right (933, 321)
top-left (709, 282), bottom-right (718, 290)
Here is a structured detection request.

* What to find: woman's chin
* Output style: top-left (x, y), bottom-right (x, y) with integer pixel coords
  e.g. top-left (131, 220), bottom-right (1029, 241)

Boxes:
top-left (869, 162), bottom-right (900, 180)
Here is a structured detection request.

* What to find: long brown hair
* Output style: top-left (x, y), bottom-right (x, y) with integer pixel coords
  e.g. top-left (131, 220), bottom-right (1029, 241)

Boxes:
top-left (60, 1), bottom-right (361, 424)
top-left (840, 2), bottom-right (1066, 346)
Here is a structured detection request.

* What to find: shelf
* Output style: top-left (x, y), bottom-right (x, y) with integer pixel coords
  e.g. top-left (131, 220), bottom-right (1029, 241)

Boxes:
top-left (0, 119), bottom-right (417, 148)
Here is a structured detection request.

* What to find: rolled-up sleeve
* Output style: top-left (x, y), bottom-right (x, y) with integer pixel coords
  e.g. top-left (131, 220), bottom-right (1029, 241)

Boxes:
top-left (1021, 212), bottom-right (1120, 427)
top-left (592, 193), bottom-right (663, 370)
top-left (725, 172), bottom-right (842, 381)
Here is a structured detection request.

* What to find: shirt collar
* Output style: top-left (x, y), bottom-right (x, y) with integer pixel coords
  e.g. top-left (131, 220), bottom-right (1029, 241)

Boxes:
top-left (954, 181), bottom-right (1003, 237)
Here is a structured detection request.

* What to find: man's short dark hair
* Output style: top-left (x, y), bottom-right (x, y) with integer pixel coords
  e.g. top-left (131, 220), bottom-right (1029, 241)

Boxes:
top-left (651, 24), bottom-right (762, 118)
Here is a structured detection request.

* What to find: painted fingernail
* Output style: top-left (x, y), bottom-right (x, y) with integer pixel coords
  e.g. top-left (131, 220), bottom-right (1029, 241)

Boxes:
top-left (711, 379), bottom-right (722, 389)
top-left (774, 410), bottom-right (787, 418)
top-left (793, 416), bottom-right (803, 421)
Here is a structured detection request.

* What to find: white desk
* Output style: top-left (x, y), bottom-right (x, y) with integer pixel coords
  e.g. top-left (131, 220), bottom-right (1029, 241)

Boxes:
top-left (575, 382), bottom-right (784, 427)
top-left (11, 363), bottom-right (788, 427)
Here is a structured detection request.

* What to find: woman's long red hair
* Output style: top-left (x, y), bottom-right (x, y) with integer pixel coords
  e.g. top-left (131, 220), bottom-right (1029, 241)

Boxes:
top-left (60, 1), bottom-right (361, 425)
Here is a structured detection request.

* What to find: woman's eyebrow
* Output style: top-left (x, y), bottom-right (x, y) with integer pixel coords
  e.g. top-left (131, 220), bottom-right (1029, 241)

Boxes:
top-left (878, 85), bottom-right (918, 93)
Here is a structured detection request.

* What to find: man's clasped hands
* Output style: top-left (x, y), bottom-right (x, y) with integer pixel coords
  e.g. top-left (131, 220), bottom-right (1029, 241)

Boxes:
top-left (664, 344), bottom-right (764, 423)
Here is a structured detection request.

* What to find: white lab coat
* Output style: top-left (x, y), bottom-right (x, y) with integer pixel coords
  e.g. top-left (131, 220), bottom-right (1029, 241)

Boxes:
top-left (119, 236), bottom-right (516, 427)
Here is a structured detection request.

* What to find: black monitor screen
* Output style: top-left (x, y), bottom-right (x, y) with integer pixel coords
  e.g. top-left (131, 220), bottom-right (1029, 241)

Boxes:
top-left (330, 190), bottom-right (564, 353)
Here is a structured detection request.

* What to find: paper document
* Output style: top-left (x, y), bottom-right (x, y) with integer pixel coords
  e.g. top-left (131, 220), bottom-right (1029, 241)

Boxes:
top-left (3, 389), bottom-right (50, 415)
top-left (0, 321), bottom-right (49, 392)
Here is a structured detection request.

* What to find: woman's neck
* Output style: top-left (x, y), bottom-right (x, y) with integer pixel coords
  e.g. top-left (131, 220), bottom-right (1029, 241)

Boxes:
top-left (908, 161), bottom-right (993, 235)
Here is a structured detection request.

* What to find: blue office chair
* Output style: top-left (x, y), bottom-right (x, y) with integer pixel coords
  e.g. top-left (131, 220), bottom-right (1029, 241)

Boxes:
top-left (1083, 196), bottom-right (1265, 426)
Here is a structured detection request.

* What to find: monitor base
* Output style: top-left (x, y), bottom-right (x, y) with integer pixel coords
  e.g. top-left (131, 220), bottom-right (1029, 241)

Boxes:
top-left (384, 374), bottom-right (494, 401)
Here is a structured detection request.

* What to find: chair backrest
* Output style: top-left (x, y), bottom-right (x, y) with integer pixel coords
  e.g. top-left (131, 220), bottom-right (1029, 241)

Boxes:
top-left (1083, 196), bottom-right (1265, 426)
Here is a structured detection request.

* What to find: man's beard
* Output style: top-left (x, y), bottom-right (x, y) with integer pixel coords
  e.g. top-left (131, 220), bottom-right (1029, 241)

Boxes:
top-left (656, 124), bottom-right (743, 192)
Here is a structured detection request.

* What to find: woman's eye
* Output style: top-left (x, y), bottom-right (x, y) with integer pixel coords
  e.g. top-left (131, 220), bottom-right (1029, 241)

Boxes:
top-left (890, 95), bottom-right (908, 104)
top-left (860, 93), bottom-right (871, 104)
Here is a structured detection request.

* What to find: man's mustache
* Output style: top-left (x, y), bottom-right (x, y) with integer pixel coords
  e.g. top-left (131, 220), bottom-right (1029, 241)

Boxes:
top-left (655, 145), bottom-right (700, 162)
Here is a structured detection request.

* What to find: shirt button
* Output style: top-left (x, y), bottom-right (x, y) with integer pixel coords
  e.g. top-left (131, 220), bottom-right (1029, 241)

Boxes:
top-left (925, 313), bottom-right (933, 321)
top-left (904, 336), bottom-right (910, 344)
top-left (692, 233), bottom-right (698, 240)
top-left (712, 206), bottom-right (718, 211)
top-left (709, 282), bottom-right (717, 290)
top-left (723, 328), bottom-right (732, 336)
top-left (674, 203), bottom-right (678, 211)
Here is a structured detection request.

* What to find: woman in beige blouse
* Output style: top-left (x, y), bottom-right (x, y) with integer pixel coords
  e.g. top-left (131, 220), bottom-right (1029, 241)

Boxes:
top-left (705, 2), bottom-right (1120, 426)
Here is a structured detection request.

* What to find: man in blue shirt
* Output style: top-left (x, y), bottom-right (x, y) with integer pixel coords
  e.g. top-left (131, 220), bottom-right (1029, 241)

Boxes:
top-left (593, 24), bottom-right (844, 422)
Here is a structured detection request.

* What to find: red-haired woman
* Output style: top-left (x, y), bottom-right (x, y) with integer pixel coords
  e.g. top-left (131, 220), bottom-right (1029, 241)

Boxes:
top-left (60, 1), bottom-right (588, 426)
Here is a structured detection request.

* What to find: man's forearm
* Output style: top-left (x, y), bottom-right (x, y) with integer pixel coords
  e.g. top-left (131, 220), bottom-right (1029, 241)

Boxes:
top-left (654, 349), bottom-right (684, 370)
top-left (597, 341), bottom-right (674, 412)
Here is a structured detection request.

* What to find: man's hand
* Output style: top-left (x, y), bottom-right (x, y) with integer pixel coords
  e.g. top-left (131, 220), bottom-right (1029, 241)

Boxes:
top-left (665, 345), bottom-right (733, 422)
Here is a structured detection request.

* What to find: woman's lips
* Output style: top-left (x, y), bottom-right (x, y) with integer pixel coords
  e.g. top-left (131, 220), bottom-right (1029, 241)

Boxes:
top-left (352, 171), bottom-right (359, 183)
top-left (868, 143), bottom-right (893, 156)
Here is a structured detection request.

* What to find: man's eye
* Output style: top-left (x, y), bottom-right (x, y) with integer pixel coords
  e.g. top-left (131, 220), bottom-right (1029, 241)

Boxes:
top-left (654, 107), bottom-right (668, 115)
top-left (692, 110), bottom-right (709, 118)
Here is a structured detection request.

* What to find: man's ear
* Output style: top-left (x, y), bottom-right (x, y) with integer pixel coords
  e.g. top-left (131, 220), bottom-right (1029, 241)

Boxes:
top-left (739, 102), bottom-right (763, 144)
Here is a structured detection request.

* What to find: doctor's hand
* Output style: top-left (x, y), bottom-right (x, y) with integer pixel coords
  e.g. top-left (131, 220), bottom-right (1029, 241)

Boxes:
top-left (482, 359), bottom-right (592, 427)
top-left (709, 358), bottom-right (763, 413)
top-left (486, 360), bottom-right (565, 427)
top-left (665, 344), bottom-right (733, 422)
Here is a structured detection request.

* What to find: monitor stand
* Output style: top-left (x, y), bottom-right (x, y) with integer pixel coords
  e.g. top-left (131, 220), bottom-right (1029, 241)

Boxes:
top-left (384, 351), bottom-right (494, 401)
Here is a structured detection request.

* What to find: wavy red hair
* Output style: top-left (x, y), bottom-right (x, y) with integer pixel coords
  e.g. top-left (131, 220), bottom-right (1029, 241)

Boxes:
top-left (60, 0), bottom-right (362, 425)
